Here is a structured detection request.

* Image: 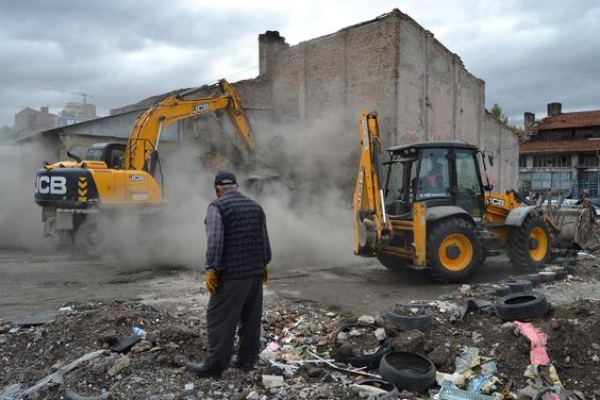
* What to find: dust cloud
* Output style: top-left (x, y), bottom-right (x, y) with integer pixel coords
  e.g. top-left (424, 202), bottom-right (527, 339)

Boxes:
top-left (246, 110), bottom-right (358, 268)
top-left (108, 109), bottom-right (361, 270)
top-left (0, 143), bottom-right (54, 250)
top-left (0, 109), bottom-right (363, 271)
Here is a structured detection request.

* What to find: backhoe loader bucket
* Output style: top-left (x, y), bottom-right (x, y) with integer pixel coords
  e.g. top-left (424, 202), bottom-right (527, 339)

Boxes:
top-left (537, 189), bottom-right (600, 250)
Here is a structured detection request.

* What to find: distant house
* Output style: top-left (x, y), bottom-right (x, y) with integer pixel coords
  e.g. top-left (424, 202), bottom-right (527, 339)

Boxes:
top-left (519, 102), bottom-right (600, 203)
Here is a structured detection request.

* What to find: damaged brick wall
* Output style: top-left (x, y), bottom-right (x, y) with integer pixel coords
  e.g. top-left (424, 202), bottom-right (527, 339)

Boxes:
top-left (241, 9), bottom-right (517, 191)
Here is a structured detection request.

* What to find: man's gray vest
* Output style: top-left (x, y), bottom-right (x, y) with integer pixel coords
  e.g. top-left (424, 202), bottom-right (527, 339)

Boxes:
top-left (212, 191), bottom-right (266, 280)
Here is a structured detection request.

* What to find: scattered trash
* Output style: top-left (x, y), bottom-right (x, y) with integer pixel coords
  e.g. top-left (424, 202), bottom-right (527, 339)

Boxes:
top-left (184, 383), bottom-right (194, 391)
top-left (333, 324), bottom-right (392, 369)
top-left (577, 251), bottom-right (596, 260)
top-left (130, 326), bottom-right (147, 338)
top-left (110, 335), bottom-right (141, 353)
top-left (1, 264), bottom-right (598, 399)
top-left (435, 380), bottom-right (494, 400)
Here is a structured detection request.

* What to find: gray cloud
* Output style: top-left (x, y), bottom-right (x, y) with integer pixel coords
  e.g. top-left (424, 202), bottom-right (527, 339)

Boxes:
top-left (0, 0), bottom-right (599, 129)
top-left (431, 0), bottom-right (600, 123)
top-left (0, 0), bottom-right (278, 126)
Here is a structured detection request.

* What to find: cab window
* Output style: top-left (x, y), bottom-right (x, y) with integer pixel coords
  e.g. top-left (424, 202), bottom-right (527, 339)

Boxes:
top-left (416, 149), bottom-right (450, 200)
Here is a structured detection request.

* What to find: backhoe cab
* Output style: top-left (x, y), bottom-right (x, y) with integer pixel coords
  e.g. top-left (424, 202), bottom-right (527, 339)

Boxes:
top-left (353, 110), bottom-right (557, 282)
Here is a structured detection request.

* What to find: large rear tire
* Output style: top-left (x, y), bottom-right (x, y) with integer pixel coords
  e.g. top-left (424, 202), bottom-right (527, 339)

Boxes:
top-left (508, 214), bottom-right (551, 270)
top-left (427, 218), bottom-right (484, 282)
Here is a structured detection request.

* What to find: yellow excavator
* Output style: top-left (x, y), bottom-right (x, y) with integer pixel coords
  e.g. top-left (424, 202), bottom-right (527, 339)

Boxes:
top-left (353, 110), bottom-right (595, 282)
top-left (34, 79), bottom-right (254, 248)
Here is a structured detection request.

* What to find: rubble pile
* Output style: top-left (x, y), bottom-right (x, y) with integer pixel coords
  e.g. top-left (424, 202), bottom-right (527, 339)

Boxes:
top-left (1, 259), bottom-right (599, 399)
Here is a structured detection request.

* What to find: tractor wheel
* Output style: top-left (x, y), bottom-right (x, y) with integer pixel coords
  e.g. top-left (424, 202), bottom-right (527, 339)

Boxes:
top-left (45, 216), bottom-right (72, 247)
top-left (427, 218), bottom-right (484, 282)
top-left (508, 215), bottom-right (551, 270)
top-left (74, 220), bottom-right (104, 256)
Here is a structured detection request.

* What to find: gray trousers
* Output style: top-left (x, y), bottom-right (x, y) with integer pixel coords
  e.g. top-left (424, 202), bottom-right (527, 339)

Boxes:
top-left (204, 276), bottom-right (263, 370)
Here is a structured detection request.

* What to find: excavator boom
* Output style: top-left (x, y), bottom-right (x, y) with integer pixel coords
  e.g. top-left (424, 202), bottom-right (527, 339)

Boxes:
top-left (125, 79), bottom-right (255, 170)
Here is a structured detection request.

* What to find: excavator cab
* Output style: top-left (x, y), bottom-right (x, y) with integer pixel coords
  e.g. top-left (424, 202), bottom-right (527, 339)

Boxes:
top-left (85, 143), bottom-right (126, 169)
top-left (383, 143), bottom-right (485, 220)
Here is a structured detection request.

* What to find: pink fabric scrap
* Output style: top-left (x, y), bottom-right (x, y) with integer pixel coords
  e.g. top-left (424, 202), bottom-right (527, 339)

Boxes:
top-left (267, 341), bottom-right (280, 352)
top-left (514, 321), bottom-right (550, 366)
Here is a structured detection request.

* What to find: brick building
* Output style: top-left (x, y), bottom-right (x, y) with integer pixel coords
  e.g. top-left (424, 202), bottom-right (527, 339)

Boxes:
top-left (519, 102), bottom-right (600, 203)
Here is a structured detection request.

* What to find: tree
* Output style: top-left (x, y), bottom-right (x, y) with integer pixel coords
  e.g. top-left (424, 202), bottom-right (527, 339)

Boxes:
top-left (490, 103), bottom-right (509, 125)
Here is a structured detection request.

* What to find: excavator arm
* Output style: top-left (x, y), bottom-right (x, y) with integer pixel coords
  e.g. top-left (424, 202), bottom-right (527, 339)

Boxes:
top-left (353, 110), bottom-right (393, 255)
top-left (125, 79), bottom-right (255, 171)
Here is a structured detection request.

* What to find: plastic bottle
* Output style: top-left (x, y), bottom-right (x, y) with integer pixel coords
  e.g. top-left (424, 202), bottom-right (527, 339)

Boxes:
top-left (131, 327), bottom-right (147, 338)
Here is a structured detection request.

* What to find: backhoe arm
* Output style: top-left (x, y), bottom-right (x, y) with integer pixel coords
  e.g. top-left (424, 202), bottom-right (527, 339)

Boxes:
top-left (353, 110), bottom-right (392, 255)
top-left (125, 79), bottom-right (255, 171)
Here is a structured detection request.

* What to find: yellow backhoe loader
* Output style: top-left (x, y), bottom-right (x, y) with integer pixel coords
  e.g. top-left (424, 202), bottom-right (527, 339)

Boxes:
top-left (34, 79), bottom-right (254, 249)
top-left (353, 110), bottom-right (597, 282)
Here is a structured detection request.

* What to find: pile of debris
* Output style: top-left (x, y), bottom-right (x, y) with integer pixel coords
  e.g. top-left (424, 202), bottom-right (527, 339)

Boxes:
top-left (1, 259), bottom-right (599, 399)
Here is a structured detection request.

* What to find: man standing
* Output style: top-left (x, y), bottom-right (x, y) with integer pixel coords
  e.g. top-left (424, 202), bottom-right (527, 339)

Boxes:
top-left (187, 170), bottom-right (271, 378)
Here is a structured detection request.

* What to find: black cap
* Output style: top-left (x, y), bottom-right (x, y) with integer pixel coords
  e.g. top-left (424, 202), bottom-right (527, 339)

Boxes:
top-left (214, 170), bottom-right (237, 185)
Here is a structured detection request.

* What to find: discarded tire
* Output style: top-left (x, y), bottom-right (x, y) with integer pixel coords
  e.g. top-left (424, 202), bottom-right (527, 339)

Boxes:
top-left (504, 280), bottom-right (533, 293)
top-left (333, 324), bottom-right (392, 369)
top-left (384, 307), bottom-right (432, 331)
top-left (494, 291), bottom-right (549, 321)
top-left (379, 351), bottom-right (436, 392)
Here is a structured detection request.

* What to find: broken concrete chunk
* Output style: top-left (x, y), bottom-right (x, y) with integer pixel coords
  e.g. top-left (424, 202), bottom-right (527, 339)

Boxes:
top-left (131, 339), bottom-right (153, 354)
top-left (348, 328), bottom-right (362, 337)
top-left (374, 328), bottom-right (386, 341)
top-left (107, 355), bottom-right (130, 377)
top-left (358, 315), bottom-right (375, 325)
top-left (261, 374), bottom-right (284, 389)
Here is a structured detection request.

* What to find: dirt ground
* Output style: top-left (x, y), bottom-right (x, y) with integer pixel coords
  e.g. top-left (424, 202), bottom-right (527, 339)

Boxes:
top-left (1, 247), bottom-right (600, 399)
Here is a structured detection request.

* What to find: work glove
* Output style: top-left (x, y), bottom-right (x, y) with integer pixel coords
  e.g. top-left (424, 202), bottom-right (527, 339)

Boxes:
top-left (205, 270), bottom-right (218, 295)
top-left (263, 265), bottom-right (269, 284)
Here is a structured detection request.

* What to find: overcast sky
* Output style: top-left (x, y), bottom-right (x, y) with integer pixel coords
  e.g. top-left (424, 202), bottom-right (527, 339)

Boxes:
top-left (1, 0), bottom-right (599, 129)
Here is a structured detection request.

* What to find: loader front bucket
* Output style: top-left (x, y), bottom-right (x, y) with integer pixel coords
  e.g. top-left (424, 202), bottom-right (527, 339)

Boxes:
top-left (552, 207), bottom-right (599, 250)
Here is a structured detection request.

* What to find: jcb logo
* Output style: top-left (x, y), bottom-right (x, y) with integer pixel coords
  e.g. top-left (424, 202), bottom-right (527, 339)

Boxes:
top-left (35, 176), bottom-right (67, 195)
top-left (129, 174), bottom-right (145, 182)
top-left (487, 197), bottom-right (505, 206)
top-left (193, 103), bottom-right (209, 114)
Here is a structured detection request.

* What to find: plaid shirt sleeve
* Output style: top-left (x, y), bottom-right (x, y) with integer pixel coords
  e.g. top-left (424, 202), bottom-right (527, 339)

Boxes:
top-left (204, 204), bottom-right (224, 271)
